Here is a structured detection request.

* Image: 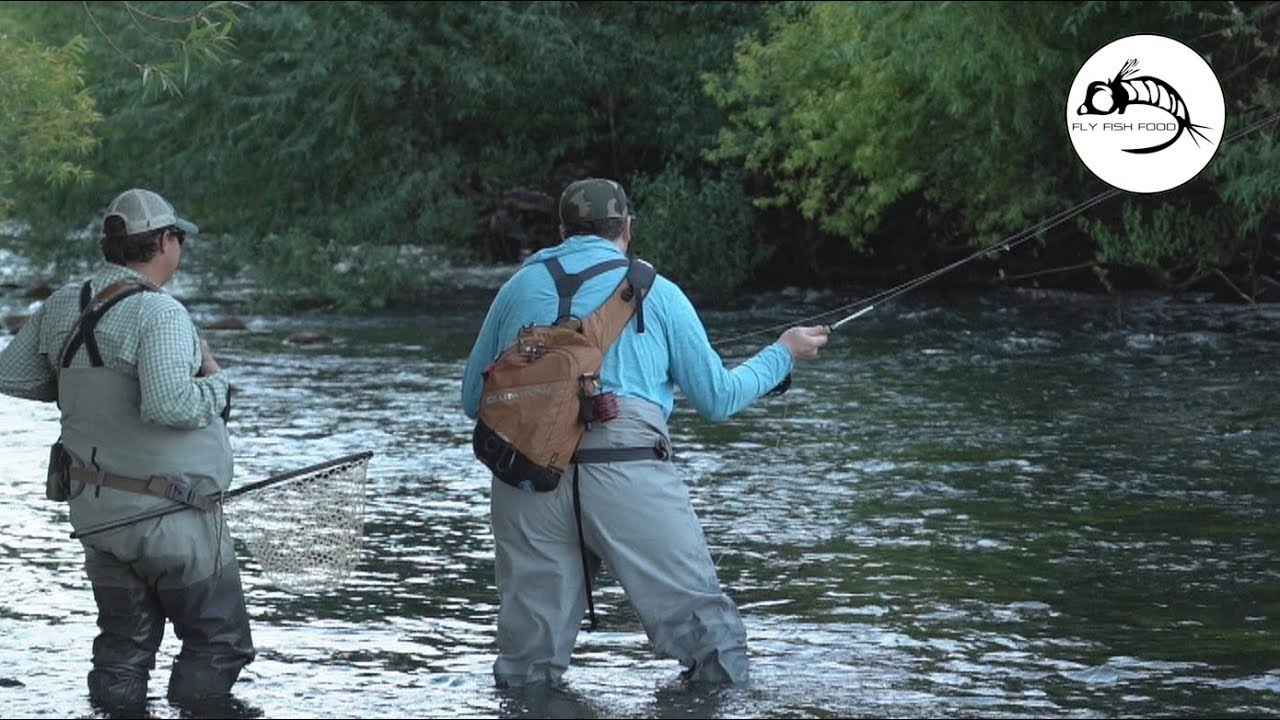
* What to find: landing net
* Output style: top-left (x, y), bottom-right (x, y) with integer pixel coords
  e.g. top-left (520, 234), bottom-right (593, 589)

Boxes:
top-left (227, 451), bottom-right (371, 594)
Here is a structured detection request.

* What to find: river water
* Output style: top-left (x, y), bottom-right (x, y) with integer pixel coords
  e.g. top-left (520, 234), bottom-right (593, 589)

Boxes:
top-left (1, 272), bottom-right (1277, 719)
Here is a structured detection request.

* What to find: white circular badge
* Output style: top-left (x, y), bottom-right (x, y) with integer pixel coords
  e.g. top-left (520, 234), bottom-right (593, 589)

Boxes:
top-left (1066, 34), bottom-right (1225, 194)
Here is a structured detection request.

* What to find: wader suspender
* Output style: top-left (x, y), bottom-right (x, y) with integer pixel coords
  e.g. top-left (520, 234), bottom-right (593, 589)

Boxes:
top-left (544, 257), bottom-right (664, 631)
top-left (59, 280), bottom-right (155, 370)
top-left (57, 281), bottom-right (217, 512)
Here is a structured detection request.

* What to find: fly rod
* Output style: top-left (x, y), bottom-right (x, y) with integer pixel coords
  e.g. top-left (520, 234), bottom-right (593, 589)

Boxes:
top-left (717, 105), bottom-right (1280, 346)
top-left (826, 186), bottom-right (1123, 329)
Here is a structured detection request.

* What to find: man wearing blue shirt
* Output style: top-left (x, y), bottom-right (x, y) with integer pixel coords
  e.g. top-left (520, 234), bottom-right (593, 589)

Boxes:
top-left (461, 177), bottom-right (830, 689)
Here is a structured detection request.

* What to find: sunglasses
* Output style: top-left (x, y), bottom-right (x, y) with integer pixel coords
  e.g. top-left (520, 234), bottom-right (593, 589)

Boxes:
top-left (168, 228), bottom-right (186, 245)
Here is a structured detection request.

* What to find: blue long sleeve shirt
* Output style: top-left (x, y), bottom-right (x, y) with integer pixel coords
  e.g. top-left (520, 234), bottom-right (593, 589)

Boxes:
top-left (461, 235), bottom-right (792, 422)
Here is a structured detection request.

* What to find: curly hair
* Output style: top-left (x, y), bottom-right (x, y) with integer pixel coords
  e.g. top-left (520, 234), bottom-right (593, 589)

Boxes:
top-left (100, 215), bottom-right (163, 265)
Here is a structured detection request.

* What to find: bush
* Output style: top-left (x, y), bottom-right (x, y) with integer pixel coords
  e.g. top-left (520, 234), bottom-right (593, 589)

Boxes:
top-left (629, 167), bottom-right (769, 302)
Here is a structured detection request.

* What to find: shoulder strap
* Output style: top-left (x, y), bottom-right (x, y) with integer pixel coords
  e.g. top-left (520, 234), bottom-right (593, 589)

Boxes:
top-left (59, 281), bottom-right (96, 368)
top-left (581, 257), bottom-right (657, 350)
top-left (59, 280), bottom-right (157, 368)
top-left (621, 257), bottom-right (656, 334)
top-left (544, 257), bottom-right (630, 323)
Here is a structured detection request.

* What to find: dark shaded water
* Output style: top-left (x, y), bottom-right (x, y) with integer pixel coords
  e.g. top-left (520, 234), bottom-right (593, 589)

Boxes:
top-left (1, 280), bottom-right (1277, 718)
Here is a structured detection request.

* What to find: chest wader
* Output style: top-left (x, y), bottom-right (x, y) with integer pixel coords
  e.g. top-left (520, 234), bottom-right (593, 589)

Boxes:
top-left (56, 280), bottom-right (254, 710)
top-left (57, 280), bottom-right (232, 537)
top-left (543, 258), bottom-right (667, 631)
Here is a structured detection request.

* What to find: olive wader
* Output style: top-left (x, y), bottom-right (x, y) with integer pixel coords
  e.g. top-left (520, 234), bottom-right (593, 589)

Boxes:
top-left (58, 284), bottom-right (254, 710)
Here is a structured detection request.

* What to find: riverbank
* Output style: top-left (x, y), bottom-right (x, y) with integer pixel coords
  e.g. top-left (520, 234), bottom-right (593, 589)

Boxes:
top-left (3, 245), bottom-right (1277, 341)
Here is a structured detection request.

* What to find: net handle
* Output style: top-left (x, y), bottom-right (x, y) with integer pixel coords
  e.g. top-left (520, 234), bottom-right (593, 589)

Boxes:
top-left (226, 450), bottom-right (374, 499)
top-left (69, 451), bottom-right (374, 540)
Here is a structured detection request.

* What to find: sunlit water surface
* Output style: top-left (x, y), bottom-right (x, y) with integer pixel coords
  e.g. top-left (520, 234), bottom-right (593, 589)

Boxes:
top-left (1, 280), bottom-right (1277, 719)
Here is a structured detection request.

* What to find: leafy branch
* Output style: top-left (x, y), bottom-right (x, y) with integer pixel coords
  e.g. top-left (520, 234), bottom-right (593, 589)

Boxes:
top-left (81, 0), bottom-right (244, 96)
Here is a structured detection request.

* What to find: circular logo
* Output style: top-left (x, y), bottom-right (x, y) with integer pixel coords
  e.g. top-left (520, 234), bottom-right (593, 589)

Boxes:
top-left (1066, 34), bottom-right (1225, 194)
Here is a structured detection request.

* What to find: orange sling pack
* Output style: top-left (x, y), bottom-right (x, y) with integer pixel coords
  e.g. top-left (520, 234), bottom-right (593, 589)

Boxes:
top-left (472, 256), bottom-right (656, 492)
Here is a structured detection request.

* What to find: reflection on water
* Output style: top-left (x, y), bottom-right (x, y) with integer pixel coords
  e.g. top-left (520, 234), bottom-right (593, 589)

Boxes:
top-left (1, 286), bottom-right (1277, 718)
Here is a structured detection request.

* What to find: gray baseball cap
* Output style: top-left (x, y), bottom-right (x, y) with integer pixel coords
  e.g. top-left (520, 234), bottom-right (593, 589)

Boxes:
top-left (105, 188), bottom-right (199, 236)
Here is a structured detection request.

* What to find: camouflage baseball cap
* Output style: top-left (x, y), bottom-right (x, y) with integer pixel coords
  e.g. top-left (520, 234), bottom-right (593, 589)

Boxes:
top-left (559, 178), bottom-right (630, 225)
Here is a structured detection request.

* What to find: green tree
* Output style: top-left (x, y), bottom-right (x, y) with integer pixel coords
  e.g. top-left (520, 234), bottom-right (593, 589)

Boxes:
top-left (630, 166), bottom-right (767, 302)
top-left (0, 27), bottom-right (100, 222)
top-left (75, 0), bottom-right (239, 98)
top-left (707, 1), bottom-right (1279, 298)
top-left (0, 1), bottom-right (239, 268)
top-left (7, 1), bottom-right (770, 310)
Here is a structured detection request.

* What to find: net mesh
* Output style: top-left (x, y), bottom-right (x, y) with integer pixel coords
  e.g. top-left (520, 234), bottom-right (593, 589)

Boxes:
top-left (227, 454), bottom-right (369, 594)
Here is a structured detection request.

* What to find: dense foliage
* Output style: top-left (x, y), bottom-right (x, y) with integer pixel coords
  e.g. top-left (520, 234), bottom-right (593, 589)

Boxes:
top-left (1, 1), bottom-right (1276, 310)
top-left (707, 1), bottom-right (1280, 297)
top-left (0, 28), bottom-right (99, 221)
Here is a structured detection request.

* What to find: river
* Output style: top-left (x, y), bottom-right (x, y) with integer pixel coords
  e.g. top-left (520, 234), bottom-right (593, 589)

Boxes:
top-left (1, 270), bottom-right (1277, 718)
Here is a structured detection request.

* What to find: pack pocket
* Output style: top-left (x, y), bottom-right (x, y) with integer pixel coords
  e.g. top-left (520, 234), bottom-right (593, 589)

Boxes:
top-left (45, 440), bottom-right (70, 501)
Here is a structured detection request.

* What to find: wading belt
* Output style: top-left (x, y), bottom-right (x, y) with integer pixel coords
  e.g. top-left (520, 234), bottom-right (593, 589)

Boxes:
top-left (66, 466), bottom-right (217, 511)
top-left (570, 440), bottom-right (672, 632)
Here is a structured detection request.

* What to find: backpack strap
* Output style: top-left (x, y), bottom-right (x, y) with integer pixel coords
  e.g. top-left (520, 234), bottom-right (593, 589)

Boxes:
top-left (544, 257), bottom-right (629, 323)
top-left (580, 257), bottom-right (656, 350)
top-left (621, 257), bottom-right (656, 334)
top-left (60, 280), bottom-right (157, 368)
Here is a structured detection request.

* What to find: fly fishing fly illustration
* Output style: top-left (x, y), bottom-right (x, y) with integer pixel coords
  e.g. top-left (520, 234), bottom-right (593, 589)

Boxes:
top-left (1076, 58), bottom-right (1214, 154)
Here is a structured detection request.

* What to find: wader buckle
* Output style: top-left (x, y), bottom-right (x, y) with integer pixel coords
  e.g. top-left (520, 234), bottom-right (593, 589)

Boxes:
top-left (154, 476), bottom-right (198, 506)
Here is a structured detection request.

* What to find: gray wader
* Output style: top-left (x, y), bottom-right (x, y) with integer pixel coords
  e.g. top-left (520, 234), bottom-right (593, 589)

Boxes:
top-left (58, 289), bottom-right (254, 710)
top-left (490, 396), bottom-right (749, 688)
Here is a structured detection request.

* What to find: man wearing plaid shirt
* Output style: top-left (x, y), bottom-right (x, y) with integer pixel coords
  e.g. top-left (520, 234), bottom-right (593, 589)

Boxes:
top-left (0, 188), bottom-right (255, 713)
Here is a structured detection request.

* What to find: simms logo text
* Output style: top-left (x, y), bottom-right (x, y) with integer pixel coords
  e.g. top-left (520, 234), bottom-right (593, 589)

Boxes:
top-left (484, 385), bottom-right (555, 405)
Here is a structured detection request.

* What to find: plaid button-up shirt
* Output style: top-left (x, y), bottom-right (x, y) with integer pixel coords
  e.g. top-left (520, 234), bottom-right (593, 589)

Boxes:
top-left (0, 263), bottom-right (228, 429)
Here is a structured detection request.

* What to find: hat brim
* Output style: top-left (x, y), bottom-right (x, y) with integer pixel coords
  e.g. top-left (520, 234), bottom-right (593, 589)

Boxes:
top-left (174, 217), bottom-right (199, 236)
